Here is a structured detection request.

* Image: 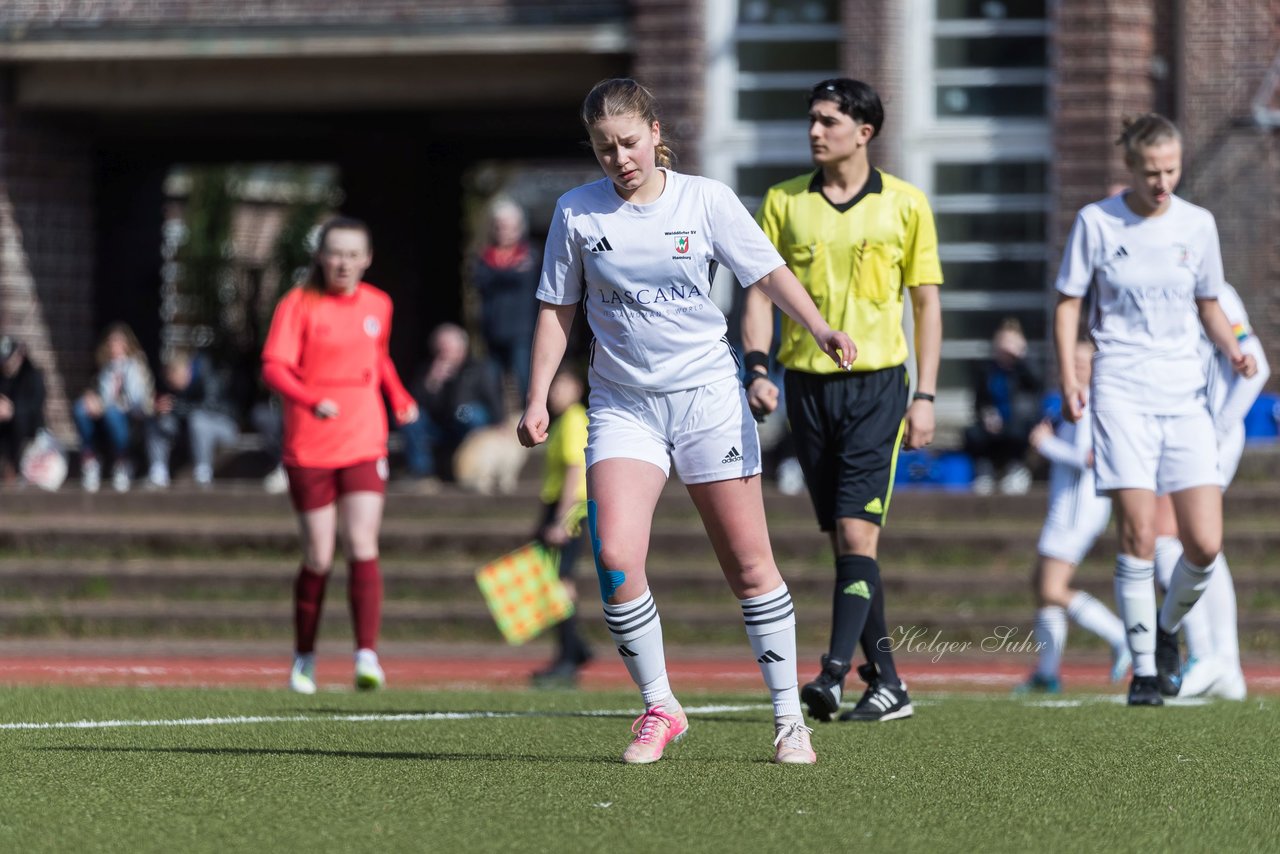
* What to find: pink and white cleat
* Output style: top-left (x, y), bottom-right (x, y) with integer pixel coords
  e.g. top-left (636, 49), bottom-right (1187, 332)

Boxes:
top-left (773, 718), bottom-right (817, 765)
top-left (621, 703), bottom-right (688, 765)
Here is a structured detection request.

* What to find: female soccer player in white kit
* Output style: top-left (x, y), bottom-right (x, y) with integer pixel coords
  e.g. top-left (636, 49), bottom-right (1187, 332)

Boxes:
top-left (1053, 113), bottom-right (1257, 707)
top-left (1154, 282), bottom-right (1270, 699)
top-left (1017, 340), bottom-right (1130, 694)
top-left (518, 79), bottom-right (856, 764)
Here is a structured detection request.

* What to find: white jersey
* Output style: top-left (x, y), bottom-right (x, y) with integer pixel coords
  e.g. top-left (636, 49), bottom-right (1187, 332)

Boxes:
top-left (537, 168), bottom-right (784, 391)
top-left (1037, 413), bottom-right (1112, 564)
top-left (1055, 193), bottom-right (1224, 414)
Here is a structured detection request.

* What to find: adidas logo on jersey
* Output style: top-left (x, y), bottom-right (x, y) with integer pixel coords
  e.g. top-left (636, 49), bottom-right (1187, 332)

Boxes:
top-left (843, 580), bottom-right (871, 599)
top-left (1112, 246), bottom-right (1129, 259)
top-left (721, 446), bottom-right (742, 464)
top-left (589, 236), bottom-right (614, 253)
top-left (757, 650), bottom-right (785, 663)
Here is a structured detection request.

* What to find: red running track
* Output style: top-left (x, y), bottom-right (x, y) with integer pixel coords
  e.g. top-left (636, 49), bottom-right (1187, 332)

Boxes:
top-left (2, 654), bottom-right (1278, 694)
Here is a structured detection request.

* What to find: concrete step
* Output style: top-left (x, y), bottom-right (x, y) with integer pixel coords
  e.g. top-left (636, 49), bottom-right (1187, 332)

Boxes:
top-left (2, 557), bottom-right (1278, 601)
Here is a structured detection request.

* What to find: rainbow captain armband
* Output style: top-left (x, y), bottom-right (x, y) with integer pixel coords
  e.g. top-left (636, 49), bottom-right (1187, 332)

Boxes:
top-left (1232, 322), bottom-right (1250, 342)
top-left (588, 499), bottom-right (625, 602)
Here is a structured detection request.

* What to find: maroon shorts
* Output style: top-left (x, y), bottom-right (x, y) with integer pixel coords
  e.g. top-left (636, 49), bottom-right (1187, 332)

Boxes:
top-left (285, 457), bottom-right (388, 513)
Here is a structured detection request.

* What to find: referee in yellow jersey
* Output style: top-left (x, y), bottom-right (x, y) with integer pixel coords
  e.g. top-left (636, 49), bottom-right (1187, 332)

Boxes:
top-left (743, 78), bottom-right (942, 723)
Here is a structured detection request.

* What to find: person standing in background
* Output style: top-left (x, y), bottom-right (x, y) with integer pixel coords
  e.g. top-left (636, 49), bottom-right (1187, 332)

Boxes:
top-left (262, 216), bottom-right (418, 694)
top-left (744, 78), bottom-right (943, 724)
top-left (472, 198), bottom-right (540, 402)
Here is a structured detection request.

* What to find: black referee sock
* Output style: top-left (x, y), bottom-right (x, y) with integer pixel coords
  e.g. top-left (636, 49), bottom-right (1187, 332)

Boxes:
top-left (860, 576), bottom-right (901, 688)
top-left (828, 554), bottom-right (879, 663)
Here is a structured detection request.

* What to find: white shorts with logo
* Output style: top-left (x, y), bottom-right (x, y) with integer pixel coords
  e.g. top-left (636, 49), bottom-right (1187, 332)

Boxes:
top-left (1038, 476), bottom-right (1112, 565)
top-left (586, 371), bottom-right (762, 484)
top-left (1092, 408), bottom-right (1223, 495)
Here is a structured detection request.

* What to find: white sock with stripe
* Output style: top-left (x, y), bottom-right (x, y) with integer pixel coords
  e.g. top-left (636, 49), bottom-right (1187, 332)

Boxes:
top-left (602, 588), bottom-right (673, 709)
top-left (1153, 535), bottom-right (1181, 591)
top-left (1066, 591), bottom-right (1127, 653)
top-left (1160, 554), bottom-right (1216, 635)
top-left (1033, 606), bottom-right (1067, 679)
top-left (1115, 554), bottom-right (1157, 677)
top-left (739, 583), bottom-right (802, 719)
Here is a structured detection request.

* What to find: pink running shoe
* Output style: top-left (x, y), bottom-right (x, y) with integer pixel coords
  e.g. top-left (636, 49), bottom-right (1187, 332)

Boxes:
top-left (621, 704), bottom-right (688, 765)
top-left (773, 719), bottom-right (817, 765)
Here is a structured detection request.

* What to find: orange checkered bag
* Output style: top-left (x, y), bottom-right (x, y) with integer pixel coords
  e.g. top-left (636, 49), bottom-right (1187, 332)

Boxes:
top-left (475, 541), bottom-right (575, 645)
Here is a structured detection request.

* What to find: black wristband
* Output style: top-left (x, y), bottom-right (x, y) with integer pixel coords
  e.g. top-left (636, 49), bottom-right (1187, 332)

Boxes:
top-left (912, 392), bottom-right (935, 402)
top-left (744, 350), bottom-right (770, 373)
top-left (744, 370), bottom-right (770, 390)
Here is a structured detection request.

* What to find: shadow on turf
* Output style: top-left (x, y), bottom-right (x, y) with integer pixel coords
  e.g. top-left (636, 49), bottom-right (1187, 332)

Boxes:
top-left (35, 745), bottom-right (651, 764)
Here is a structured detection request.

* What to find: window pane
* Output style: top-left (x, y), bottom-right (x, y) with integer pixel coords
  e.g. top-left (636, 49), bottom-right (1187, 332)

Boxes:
top-left (739, 0), bottom-right (839, 24)
top-left (934, 162), bottom-right (1047, 195)
top-left (943, 260), bottom-right (1046, 291)
top-left (936, 0), bottom-right (1046, 20)
top-left (945, 309), bottom-right (1047, 341)
top-left (937, 211), bottom-right (1046, 242)
top-left (936, 84), bottom-right (1046, 117)
top-left (736, 164), bottom-right (813, 198)
top-left (738, 88), bottom-right (809, 121)
top-left (738, 40), bottom-right (840, 73)
top-left (935, 36), bottom-right (1047, 69)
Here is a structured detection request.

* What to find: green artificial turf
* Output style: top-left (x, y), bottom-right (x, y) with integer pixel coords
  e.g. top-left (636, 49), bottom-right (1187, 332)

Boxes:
top-left (0, 685), bottom-right (1276, 853)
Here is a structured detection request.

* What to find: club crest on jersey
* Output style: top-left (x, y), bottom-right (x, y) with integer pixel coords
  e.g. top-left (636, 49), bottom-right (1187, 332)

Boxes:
top-left (675, 235), bottom-right (690, 254)
top-left (363, 315), bottom-right (381, 338)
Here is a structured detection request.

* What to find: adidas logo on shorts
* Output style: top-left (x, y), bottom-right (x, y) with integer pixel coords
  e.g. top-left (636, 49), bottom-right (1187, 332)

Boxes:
top-left (721, 446), bottom-right (742, 464)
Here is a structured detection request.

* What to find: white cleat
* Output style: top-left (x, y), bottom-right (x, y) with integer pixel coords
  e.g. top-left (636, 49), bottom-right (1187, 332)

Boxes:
top-left (1207, 668), bottom-right (1247, 701)
top-left (1177, 655), bottom-right (1222, 698)
top-left (1110, 645), bottom-right (1132, 683)
top-left (354, 648), bottom-right (385, 691)
top-left (289, 653), bottom-right (317, 694)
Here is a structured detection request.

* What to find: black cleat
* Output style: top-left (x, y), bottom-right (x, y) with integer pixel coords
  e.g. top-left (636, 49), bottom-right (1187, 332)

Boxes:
top-left (1155, 626), bottom-right (1182, 697)
top-left (1127, 674), bottom-right (1164, 706)
top-left (800, 654), bottom-right (850, 722)
top-left (839, 662), bottom-right (914, 722)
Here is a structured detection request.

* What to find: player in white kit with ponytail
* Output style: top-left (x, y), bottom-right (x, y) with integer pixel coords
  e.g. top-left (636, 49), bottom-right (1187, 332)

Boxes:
top-left (518, 78), bottom-right (857, 764)
top-left (1052, 113), bottom-right (1257, 706)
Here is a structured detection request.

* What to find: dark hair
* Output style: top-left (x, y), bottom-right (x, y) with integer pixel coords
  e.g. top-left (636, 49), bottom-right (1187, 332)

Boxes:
top-left (581, 78), bottom-right (675, 168)
top-left (808, 78), bottom-right (884, 138)
top-left (303, 216), bottom-right (372, 292)
top-left (1116, 113), bottom-right (1181, 165)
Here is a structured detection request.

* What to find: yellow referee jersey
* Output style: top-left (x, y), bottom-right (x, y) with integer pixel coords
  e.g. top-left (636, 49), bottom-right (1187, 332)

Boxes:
top-left (756, 168), bottom-right (942, 374)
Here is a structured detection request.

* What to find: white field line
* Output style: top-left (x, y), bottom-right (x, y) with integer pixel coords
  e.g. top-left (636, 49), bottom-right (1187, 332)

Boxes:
top-left (0, 703), bottom-right (770, 732)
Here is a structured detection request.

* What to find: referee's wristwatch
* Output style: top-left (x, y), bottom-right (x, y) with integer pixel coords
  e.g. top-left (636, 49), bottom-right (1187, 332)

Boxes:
top-left (912, 391), bottom-right (935, 403)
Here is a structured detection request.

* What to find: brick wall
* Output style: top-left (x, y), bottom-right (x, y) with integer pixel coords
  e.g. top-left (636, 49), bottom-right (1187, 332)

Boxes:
top-left (1051, 0), bottom-right (1156, 257)
top-left (840, 0), bottom-right (902, 176)
top-left (1177, 0), bottom-right (1280, 385)
top-left (0, 0), bottom-right (622, 29)
top-left (630, 0), bottom-right (705, 174)
top-left (0, 98), bottom-right (95, 438)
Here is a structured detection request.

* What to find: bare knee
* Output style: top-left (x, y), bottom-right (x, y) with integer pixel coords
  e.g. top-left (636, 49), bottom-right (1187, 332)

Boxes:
top-left (1119, 522), bottom-right (1156, 560)
top-left (729, 558), bottom-right (783, 600)
top-left (1180, 537), bottom-right (1220, 568)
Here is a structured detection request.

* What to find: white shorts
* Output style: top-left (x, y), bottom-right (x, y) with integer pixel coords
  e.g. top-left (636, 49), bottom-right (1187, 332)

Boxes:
top-left (1093, 409), bottom-right (1223, 495)
top-left (586, 371), bottom-right (762, 484)
top-left (1038, 479), bottom-right (1112, 565)
top-left (1217, 420), bottom-right (1245, 488)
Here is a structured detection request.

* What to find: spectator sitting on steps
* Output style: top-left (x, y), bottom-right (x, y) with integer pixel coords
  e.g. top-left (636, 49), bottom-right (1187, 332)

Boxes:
top-left (145, 349), bottom-right (241, 488)
top-left (964, 318), bottom-right (1042, 495)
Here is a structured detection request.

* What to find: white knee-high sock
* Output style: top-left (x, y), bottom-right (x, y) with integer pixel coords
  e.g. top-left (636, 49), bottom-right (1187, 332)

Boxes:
top-left (1066, 591), bottom-right (1127, 652)
top-left (1115, 555), bottom-right (1157, 677)
top-left (1153, 535), bottom-right (1182, 591)
top-left (1033, 606), bottom-right (1067, 679)
top-left (602, 588), bottom-right (672, 708)
top-left (1160, 554), bottom-right (1216, 635)
top-left (1205, 555), bottom-right (1241, 670)
top-left (740, 583), bottom-right (801, 719)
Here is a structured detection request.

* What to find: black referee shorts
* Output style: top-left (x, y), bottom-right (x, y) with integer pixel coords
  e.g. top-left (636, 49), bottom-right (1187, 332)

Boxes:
top-left (784, 364), bottom-right (908, 531)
